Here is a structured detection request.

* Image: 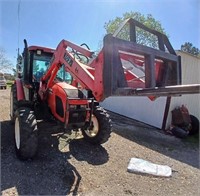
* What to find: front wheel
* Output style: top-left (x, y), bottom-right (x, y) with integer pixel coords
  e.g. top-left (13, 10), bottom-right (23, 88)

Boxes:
top-left (82, 106), bottom-right (112, 144)
top-left (15, 107), bottom-right (38, 160)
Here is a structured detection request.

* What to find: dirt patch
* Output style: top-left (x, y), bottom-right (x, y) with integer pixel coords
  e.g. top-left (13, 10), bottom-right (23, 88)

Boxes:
top-left (1, 88), bottom-right (199, 196)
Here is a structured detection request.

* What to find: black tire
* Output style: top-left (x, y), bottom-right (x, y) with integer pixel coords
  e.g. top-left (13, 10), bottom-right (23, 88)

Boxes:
top-left (15, 107), bottom-right (38, 160)
top-left (189, 115), bottom-right (199, 135)
top-left (82, 106), bottom-right (112, 144)
top-left (171, 126), bottom-right (189, 139)
top-left (10, 84), bottom-right (18, 124)
top-left (5, 86), bottom-right (7, 89)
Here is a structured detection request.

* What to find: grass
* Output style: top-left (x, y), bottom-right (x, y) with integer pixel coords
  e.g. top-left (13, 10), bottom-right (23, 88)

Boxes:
top-left (6, 80), bottom-right (14, 87)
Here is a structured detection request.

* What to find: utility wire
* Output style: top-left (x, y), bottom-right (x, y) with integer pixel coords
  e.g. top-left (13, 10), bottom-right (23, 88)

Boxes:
top-left (17, 0), bottom-right (21, 56)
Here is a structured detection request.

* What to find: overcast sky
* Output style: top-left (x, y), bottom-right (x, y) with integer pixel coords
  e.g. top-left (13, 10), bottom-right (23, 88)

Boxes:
top-left (0, 0), bottom-right (199, 66)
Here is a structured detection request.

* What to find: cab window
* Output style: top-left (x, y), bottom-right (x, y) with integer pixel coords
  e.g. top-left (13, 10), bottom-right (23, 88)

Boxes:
top-left (32, 53), bottom-right (52, 82)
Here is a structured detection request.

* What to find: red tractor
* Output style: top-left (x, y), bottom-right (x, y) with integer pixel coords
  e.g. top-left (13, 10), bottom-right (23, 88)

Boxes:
top-left (10, 18), bottom-right (199, 160)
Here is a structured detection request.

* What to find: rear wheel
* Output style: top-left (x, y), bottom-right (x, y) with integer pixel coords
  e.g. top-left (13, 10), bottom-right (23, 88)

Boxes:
top-left (15, 107), bottom-right (38, 160)
top-left (82, 106), bottom-right (111, 144)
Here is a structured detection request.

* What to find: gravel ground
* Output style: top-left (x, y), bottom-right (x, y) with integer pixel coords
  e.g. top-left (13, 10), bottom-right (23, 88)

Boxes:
top-left (1, 88), bottom-right (200, 196)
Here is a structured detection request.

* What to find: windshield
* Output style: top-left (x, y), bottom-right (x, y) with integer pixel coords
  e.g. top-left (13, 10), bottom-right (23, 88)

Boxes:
top-left (33, 53), bottom-right (52, 81)
top-left (56, 66), bottom-right (72, 84)
top-left (32, 52), bottom-right (72, 83)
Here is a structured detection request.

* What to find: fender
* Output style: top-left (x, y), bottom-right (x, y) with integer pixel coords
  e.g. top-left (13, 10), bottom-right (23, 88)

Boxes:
top-left (15, 79), bottom-right (25, 101)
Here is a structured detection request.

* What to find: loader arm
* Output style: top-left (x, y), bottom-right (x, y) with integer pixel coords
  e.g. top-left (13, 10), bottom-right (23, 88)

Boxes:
top-left (39, 39), bottom-right (105, 101)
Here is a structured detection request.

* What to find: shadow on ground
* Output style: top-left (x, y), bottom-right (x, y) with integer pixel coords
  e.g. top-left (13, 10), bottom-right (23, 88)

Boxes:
top-left (109, 112), bottom-right (199, 169)
top-left (1, 120), bottom-right (109, 195)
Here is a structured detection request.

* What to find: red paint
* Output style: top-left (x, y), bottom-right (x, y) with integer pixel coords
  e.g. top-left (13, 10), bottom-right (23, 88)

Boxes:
top-left (28, 46), bottom-right (55, 54)
top-left (15, 79), bottom-right (25, 101)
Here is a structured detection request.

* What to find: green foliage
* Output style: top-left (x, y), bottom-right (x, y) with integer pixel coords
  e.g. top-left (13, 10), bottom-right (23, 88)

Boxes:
top-left (181, 42), bottom-right (200, 57)
top-left (6, 80), bottom-right (14, 87)
top-left (104, 12), bottom-right (167, 49)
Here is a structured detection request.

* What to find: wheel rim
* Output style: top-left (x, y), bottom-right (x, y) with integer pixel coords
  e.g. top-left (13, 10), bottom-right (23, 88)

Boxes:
top-left (15, 117), bottom-right (20, 149)
top-left (85, 115), bottom-right (99, 137)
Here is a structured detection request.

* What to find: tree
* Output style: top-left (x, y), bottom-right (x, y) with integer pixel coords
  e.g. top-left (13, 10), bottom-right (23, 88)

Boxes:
top-left (0, 47), bottom-right (13, 73)
top-left (181, 42), bottom-right (200, 57)
top-left (104, 12), bottom-right (167, 49)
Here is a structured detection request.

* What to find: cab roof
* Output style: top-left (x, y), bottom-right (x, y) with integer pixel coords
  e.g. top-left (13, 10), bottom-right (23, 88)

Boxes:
top-left (28, 46), bottom-right (55, 54)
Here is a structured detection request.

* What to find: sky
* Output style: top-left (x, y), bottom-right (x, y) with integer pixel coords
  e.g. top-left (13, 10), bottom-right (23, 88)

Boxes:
top-left (0, 0), bottom-right (199, 67)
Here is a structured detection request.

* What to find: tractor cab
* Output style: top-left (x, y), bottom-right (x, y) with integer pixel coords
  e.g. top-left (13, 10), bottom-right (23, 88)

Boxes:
top-left (18, 40), bottom-right (72, 102)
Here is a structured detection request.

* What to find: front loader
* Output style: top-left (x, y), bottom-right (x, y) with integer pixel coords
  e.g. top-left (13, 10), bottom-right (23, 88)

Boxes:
top-left (10, 18), bottom-right (200, 160)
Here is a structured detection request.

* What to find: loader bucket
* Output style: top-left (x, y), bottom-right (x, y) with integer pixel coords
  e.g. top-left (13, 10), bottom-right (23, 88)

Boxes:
top-left (102, 18), bottom-right (199, 98)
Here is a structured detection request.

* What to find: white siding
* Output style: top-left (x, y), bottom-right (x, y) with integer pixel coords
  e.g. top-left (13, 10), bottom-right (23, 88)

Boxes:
top-left (102, 96), bottom-right (167, 128)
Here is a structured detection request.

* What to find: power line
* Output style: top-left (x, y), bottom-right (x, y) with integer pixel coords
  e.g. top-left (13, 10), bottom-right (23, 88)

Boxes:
top-left (17, 0), bottom-right (21, 55)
